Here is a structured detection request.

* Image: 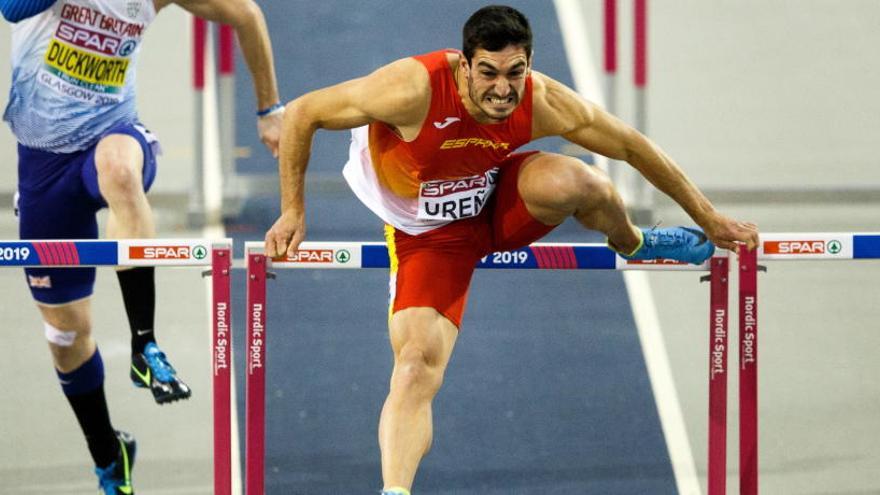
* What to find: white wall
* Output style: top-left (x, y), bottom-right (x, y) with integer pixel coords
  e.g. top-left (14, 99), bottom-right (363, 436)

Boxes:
top-left (580, 0), bottom-right (880, 191)
top-left (0, 5), bottom-right (195, 196)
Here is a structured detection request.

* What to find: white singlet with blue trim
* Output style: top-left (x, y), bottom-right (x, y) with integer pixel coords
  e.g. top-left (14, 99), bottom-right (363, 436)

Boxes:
top-left (3, 0), bottom-right (156, 153)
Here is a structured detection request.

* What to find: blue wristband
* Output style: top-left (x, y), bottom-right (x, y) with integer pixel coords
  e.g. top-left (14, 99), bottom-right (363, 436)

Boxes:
top-left (256, 102), bottom-right (283, 117)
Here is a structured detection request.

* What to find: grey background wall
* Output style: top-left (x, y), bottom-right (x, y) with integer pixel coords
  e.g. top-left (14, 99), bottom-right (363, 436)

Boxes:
top-left (1, 1), bottom-right (878, 195)
top-left (581, 0), bottom-right (880, 192)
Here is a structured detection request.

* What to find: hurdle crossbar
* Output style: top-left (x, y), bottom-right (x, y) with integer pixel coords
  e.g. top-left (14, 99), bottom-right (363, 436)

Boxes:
top-left (0, 238), bottom-right (229, 267)
top-left (249, 240), bottom-right (712, 271)
top-left (245, 233), bottom-right (880, 270)
top-left (0, 238), bottom-right (235, 495)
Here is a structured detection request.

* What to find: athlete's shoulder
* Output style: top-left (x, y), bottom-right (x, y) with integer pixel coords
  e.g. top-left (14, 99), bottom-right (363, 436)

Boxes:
top-left (530, 71), bottom-right (576, 106)
top-left (343, 56), bottom-right (430, 130)
top-left (369, 56), bottom-right (431, 102)
top-left (531, 70), bottom-right (595, 137)
top-left (411, 48), bottom-right (459, 67)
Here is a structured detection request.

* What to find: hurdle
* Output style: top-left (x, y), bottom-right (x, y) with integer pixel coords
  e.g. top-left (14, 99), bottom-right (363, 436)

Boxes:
top-left (241, 240), bottom-right (708, 494)
top-left (0, 238), bottom-right (235, 495)
top-left (708, 232), bottom-right (880, 495)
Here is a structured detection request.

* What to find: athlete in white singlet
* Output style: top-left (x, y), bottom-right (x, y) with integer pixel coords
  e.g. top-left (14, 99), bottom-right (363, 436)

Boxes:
top-left (2, 1), bottom-right (283, 493)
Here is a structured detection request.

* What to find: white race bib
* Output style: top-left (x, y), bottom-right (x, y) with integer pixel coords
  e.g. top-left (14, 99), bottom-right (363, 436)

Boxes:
top-left (417, 168), bottom-right (499, 221)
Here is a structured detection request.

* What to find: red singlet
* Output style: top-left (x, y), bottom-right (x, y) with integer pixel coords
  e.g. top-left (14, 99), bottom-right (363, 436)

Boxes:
top-left (343, 50), bottom-right (557, 327)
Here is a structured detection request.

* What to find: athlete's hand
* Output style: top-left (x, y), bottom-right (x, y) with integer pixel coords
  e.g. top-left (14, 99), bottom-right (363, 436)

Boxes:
top-left (257, 109), bottom-right (284, 158)
top-left (265, 209), bottom-right (305, 258)
top-left (701, 212), bottom-right (760, 254)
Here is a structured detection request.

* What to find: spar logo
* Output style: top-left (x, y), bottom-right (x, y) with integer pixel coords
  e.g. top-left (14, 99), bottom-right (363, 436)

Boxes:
top-left (129, 245), bottom-right (206, 260)
top-left (56, 21), bottom-right (121, 56)
top-left (285, 249), bottom-right (333, 263)
top-left (420, 171), bottom-right (497, 198)
top-left (827, 240), bottom-right (842, 254)
top-left (335, 249), bottom-right (351, 263)
top-left (280, 248), bottom-right (351, 264)
top-left (763, 239), bottom-right (842, 255)
top-left (192, 245), bottom-right (208, 259)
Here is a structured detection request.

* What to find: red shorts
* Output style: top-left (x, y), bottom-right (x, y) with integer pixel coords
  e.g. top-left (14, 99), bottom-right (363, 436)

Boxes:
top-left (385, 152), bottom-right (556, 328)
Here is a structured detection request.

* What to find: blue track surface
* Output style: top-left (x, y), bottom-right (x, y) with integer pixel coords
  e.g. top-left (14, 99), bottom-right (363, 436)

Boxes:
top-left (228, 1), bottom-right (679, 493)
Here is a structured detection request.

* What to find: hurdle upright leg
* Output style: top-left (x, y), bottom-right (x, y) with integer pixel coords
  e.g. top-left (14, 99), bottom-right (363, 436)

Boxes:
top-left (212, 243), bottom-right (233, 495)
top-left (739, 248), bottom-right (759, 495)
top-left (707, 255), bottom-right (730, 495)
top-left (246, 250), bottom-right (268, 494)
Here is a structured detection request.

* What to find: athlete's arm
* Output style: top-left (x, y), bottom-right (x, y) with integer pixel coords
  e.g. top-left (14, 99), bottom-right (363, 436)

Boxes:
top-left (0, 0), bottom-right (56, 22)
top-left (531, 72), bottom-right (758, 251)
top-left (264, 58), bottom-right (429, 258)
top-left (159, 0), bottom-right (282, 155)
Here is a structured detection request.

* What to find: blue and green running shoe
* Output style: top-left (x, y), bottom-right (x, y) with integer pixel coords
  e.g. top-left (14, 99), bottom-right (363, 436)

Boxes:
top-left (95, 431), bottom-right (136, 495)
top-left (131, 342), bottom-right (192, 404)
top-left (617, 226), bottom-right (715, 264)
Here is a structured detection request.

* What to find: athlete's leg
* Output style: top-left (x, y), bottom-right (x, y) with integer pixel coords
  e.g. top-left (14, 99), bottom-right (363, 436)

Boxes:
top-left (94, 132), bottom-right (158, 353)
top-left (379, 222), bottom-right (484, 491)
top-left (18, 144), bottom-right (135, 492)
top-left (380, 307), bottom-right (458, 491)
top-left (39, 299), bottom-right (130, 479)
top-left (515, 152), bottom-right (641, 254)
top-left (88, 130), bottom-right (189, 403)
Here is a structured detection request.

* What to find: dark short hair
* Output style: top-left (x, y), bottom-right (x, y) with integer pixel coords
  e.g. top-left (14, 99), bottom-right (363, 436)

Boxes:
top-left (462, 5), bottom-right (532, 64)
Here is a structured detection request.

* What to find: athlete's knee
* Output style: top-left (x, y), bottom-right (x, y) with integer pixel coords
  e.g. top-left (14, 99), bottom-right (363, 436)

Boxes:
top-left (95, 140), bottom-right (144, 199)
top-left (552, 157), bottom-right (610, 198)
top-left (97, 158), bottom-right (141, 198)
top-left (576, 165), bottom-right (616, 207)
top-left (521, 155), bottom-right (612, 210)
top-left (392, 344), bottom-right (444, 399)
top-left (39, 299), bottom-right (91, 344)
top-left (45, 321), bottom-right (94, 371)
top-left (44, 320), bottom-right (80, 347)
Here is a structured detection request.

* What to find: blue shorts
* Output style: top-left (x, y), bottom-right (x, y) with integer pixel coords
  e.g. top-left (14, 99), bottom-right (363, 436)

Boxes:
top-left (18, 122), bottom-right (159, 305)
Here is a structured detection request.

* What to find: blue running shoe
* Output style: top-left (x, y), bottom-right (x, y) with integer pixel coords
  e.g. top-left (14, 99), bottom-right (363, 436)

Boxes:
top-left (617, 226), bottom-right (715, 264)
top-left (381, 489), bottom-right (411, 495)
top-left (131, 342), bottom-right (192, 404)
top-left (95, 431), bottom-right (136, 495)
